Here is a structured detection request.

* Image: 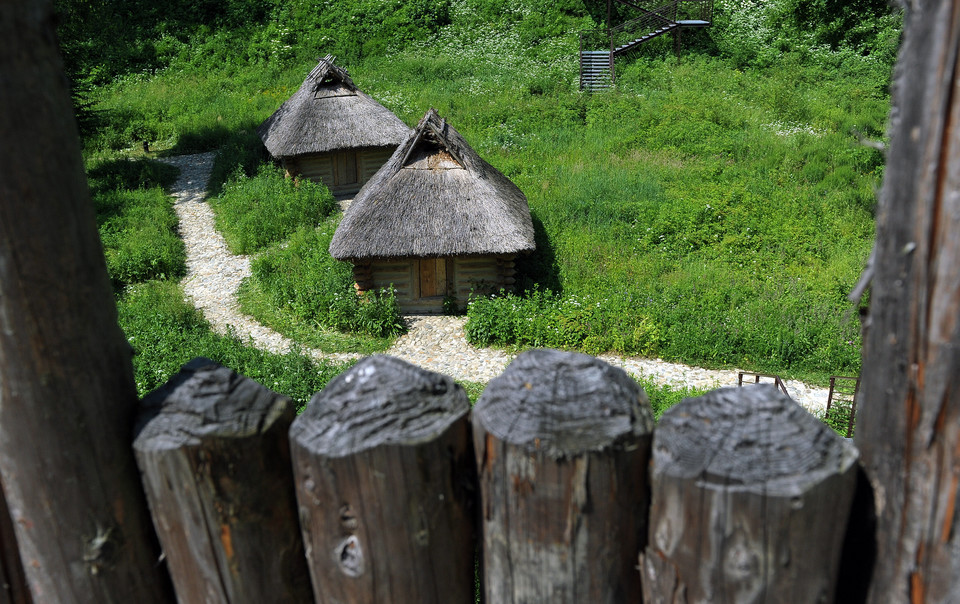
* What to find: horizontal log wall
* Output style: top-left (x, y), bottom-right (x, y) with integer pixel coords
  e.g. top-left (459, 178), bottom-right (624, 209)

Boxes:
top-left (358, 148), bottom-right (393, 184)
top-left (365, 259), bottom-right (414, 300)
top-left (453, 255), bottom-right (513, 301)
top-left (287, 148), bottom-right (395, 197)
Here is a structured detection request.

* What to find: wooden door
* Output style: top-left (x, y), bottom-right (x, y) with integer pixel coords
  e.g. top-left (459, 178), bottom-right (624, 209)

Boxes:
top-left (419, 258), bottom-right (446, 298)
top-left (334, 152), bottom-right (358, 188)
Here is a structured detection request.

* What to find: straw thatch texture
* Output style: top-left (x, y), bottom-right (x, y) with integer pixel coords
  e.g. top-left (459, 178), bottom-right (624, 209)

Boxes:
top-left (257, 56), bottom-right (409, 157)
top-left (329, 109), bottom-right (535, 260)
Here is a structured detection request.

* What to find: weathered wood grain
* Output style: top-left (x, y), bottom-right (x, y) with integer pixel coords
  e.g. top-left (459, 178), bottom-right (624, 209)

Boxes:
top-left (854, 0), bottom-right (960, 601)
top-left (0, 1), bottom-right (172, 601)
top-left (290, 355), bottom-right (476, 604)
top-left (640, 385), bottom-right (858, 603)
top-left (133, 358), bottom-right (312, 604)
top-left (472, 348), bottom-right (654, 604)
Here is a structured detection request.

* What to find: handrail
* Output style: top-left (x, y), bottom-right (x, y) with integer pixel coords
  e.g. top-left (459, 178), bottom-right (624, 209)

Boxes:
top-left (609, 1), bottom-right (678, 35)
top-left (737, 372), bottom-right (790, 397)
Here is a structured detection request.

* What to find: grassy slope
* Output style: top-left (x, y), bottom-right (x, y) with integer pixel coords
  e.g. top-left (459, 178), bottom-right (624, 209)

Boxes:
top-left (80, 0), bottom-right (896, 404)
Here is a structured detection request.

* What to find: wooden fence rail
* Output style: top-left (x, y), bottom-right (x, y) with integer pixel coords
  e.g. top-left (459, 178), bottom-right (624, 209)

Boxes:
top-left (118, 351), bottom-right (864, 603)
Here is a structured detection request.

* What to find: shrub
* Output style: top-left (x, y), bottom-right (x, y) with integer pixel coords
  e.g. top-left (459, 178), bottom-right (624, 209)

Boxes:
top-left (210, 164), bottom-right (338, 254)
top-left (117, 280), bottom-right (350, 410)
top-left (251, 225), bottom-right (405, 338)
top-left (89, 158), bottom-right (185, 289)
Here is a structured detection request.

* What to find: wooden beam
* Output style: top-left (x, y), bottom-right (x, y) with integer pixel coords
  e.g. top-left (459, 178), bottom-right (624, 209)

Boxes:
top-left (640, 385), bottom-right (858, 602)
top-left (0, 1), bottom-right (172, 600)
top-left (855, 0), bottom-right (960, 601)
top-left (472, 349), bottom-right (654, 603)
top-left (133, 358), bottom-right (313, 603)
top-left (290, 355), bottom-right (476, 603)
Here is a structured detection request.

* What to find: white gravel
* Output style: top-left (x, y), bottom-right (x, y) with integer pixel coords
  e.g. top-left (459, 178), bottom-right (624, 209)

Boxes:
top-left (161, 152), bottom-right (833, 412)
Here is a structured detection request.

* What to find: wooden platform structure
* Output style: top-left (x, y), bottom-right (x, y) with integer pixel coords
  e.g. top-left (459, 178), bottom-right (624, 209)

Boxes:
top-left (580, 0), bottom-right (713, 90)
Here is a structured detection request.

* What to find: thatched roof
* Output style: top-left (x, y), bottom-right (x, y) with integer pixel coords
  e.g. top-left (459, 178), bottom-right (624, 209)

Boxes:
top-left (329, 109), bottom-right (536, 260)
top-left (257, 55), bottom-right (410, 157)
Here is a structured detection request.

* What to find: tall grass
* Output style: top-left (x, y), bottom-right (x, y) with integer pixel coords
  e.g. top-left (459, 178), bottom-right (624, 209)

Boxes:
top-left (79, 0), bottom-right (894, 382)
top-left (210, 163), bottom-right (339, 254)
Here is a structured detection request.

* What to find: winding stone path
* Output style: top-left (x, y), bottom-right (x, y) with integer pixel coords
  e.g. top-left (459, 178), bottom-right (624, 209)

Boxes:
top-left (162, 152), bottom-right (832, 411)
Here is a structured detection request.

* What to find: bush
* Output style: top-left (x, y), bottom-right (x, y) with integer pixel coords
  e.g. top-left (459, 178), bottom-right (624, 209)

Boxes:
top-left (118, 280), bottom-right (350, 410)
top-left (89, 158), bottom-right (185, 289)
top-left (465, 289), bottom-right (662, 356)
top-left (210, 164), bottom-right (338, 254)
top-left (251, 225), bottom-right (405, 338)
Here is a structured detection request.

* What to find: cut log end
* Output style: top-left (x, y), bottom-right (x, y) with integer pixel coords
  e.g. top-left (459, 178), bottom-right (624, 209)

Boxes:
top-left (133, 357), bottom-right (293, 450)
top-left (655, 384), bottom-right (858, 495)
top-left (290, 354), bottom-right (470, 457)
top-left (472, 348), bottom-right (654, 458)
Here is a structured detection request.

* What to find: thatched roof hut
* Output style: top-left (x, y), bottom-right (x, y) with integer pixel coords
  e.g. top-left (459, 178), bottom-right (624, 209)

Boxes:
top-left (257, 55), bottom-right (410, 196)
top-left (330, 109), bottom-right (535, 313)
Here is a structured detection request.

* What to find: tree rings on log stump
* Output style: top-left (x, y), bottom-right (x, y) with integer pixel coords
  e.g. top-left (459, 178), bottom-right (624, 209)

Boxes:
top-left (640, 384), bottom-right (859, 604)
top-left (472, 348), bottom-right (654, 604)
top-left (289, 355), bottom-right (475, 604)
top-left (133, 357), bottom-right (312, 604)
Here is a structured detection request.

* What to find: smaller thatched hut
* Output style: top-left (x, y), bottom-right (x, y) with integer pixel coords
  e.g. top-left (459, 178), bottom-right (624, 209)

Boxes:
top-left (329, 109), bottom-right (536, 314)
top-left (257, 55), bottom-right (410, 196)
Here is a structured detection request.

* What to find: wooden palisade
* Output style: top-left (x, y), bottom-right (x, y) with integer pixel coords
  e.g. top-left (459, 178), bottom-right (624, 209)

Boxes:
top-left (133, 358), bottom-right (313, 604)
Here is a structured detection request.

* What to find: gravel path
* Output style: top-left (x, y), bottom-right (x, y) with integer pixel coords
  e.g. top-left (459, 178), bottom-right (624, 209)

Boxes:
top-left (162, 152), bottom-right (832, 412)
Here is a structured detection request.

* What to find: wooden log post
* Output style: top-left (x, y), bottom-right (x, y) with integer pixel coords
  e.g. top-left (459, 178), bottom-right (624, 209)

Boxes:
top-left (640, 385), bottom-right (859, 603)
top-left (290, 355), bottom-right (476, 603)
top-left (0, 1), bottom-right (172, 600)
top-left (133, 358), bottom-right (312, 603)
top-left (852, 0), bottom-right (960, 600)
top-left (472, 348), bottom-right (655, 603)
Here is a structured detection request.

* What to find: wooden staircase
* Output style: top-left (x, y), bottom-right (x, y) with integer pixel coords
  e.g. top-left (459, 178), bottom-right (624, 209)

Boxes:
top-left (580, 0), bottom-right (713, 90)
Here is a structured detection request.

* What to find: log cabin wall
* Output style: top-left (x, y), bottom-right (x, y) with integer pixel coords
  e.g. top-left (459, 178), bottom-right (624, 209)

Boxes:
top-left (284, 147), bottom-right (395, 197)
top-left (354, 254), bottom-right (518, 314)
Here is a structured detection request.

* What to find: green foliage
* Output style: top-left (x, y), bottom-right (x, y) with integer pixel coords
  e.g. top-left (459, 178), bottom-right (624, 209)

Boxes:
top-left (237, 278), bottom-right (394, 354)
top-left (88, 158), bottom-right (185, 289)
top-left (210, 164), bottom-right (338, 254)
top-left (117, 280), bottom-right (350, 410)
top-left (251, 225), bottom-right (406, 338)
top-left (78, 0), bottom-right (895, 380)
top-left (632, 377), bottom-right (707, 420)
top-left (466, 290), bottom-right (662, 356)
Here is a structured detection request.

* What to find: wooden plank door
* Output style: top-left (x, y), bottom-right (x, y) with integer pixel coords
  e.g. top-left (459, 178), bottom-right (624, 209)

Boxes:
top-left (419, 258), bottom-right (446, 298)
top-left (334, 152), bottom-right (358, 188)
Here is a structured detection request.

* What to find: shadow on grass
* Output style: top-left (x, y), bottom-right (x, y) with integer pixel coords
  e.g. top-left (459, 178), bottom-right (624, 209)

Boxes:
top-left (514, 213), bottom-right (562, 295)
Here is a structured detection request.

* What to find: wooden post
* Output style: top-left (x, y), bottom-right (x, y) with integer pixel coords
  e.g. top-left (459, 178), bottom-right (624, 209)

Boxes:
top-left (133, 358), bottom-right (312, 603)
top-left (472, 349), bottom-right (654, 603)
top-left (290, 355), bottom-right (476, 604)
top-left (639, 385), bottom-right (858, 603)
top-left (0, 476), bottom-right (30, 604)
top-left (0, 1), bottom-right (172, 601)
top-left (854, 0), bottom-right (960, 600)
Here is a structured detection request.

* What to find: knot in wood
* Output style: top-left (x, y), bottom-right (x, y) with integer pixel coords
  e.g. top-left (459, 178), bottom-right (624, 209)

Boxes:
top-left (473, 349), bottom-right (653, 458)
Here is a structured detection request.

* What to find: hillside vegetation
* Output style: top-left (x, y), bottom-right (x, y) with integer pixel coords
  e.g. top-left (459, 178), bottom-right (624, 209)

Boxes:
top-left (65, 0), bottom-right (901, 393)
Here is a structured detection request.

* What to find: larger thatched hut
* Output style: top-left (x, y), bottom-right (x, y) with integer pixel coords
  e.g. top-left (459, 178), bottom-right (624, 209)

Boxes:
top-left (257, 55), bottom-right (410, 196)
top-left (329, 109), bottom-right (535, 314)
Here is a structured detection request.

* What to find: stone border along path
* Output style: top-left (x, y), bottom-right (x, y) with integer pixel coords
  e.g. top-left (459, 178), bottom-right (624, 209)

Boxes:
top-left (161, 152), bottom-right (832, 412)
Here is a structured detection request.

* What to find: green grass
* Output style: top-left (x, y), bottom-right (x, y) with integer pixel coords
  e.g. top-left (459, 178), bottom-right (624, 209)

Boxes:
top-left (210, 163), bottom-right (339, 254)
top-left (237, 277), bottom-right (395, 355)
top-left (88, 157), bottom-right (185, 290)
top-left (76, 0), bottom-right (898, 393)
top-left (249, 223), bottom-right (406, 339)
top-left (118, 280), bottom-right (351, 410)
